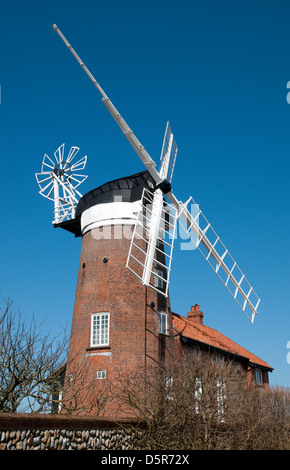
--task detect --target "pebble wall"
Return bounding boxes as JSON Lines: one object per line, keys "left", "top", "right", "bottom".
{"left": 0, "top": 413, "right": 144, "bottom": 451}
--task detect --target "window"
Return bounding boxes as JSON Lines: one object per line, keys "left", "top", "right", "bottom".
{"left": 164, "top": 376, "right": 173, "bottom": 400}
{"left": 68, "top": 373, "right": 74, "bottom": 383}
{"left": 194, "top": 377, "right": 202, "bottom": 414}
{"left": 158, "top": 311, "right": 167, "bottom": 335}
{"left": 255, "top": 368, "right": 263, "bottom": 385}
{"left": 57, "top": 390, "right": 63, "bottom": 413}
{"left": 215, "top": 354, "right": 225, "bottom": 367}
{"left": 91, "top": 313, "right": 110, "bottom": 347}
{"left": 154, "top": 269, "right": 164, "bottom": 289}
{"left": 96, "top": 370, "right": 106, "bottom": 380}
{"left": 216, "top": 378, "right": 226, "bottom": 421}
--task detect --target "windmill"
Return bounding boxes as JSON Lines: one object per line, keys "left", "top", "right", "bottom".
{"left": 49, "top": 24, "right": 260, "bottom": 324}
{"left": 35, "top": 143, "right": 88, "bottom": 224}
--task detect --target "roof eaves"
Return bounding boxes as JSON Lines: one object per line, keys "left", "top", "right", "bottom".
{"left": 174, "top": 326, "right": 250, "bottom": 365}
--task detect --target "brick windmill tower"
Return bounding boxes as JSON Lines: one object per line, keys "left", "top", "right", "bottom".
{"left": 35, "top": 25, "right": 261, "bottom": 416}
{"left": 62, "top": 168, "right": 178, "bottom": 417}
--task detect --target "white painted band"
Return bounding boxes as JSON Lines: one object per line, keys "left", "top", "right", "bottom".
{"left": 81, "top": 200, "right": 142, "bottom": 235}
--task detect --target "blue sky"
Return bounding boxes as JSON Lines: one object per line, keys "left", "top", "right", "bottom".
{"left": 0, "top": 0, "right": 289, "bottom": 387}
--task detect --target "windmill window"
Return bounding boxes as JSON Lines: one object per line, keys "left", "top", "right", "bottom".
{"left": 158, "top": 311, "right": 167, "bottom": 335}
{"left": 91, "top": 313, "right": 110, "bottom": 347}
{"left": 154, "top": 269, "right": 164, "bottom": 289}
{"left": 96, "top": 370, "right": 107, "bottom": 380}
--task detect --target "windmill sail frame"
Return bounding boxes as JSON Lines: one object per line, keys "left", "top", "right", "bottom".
{"left": 178, "top": 197, "right": 260, "bottom": 323}
{"left": 126, "top": 187, "right": 178, "bottom": 297}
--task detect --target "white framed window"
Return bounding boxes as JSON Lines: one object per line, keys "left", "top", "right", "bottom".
{"left": 255, "top": 368, "right": 263, "bottom": 385}
{"left": 194, "top": 377, "right": 202, "bottom": 414}
{"left": 216, "top": 378, "right": 226, "bottom": 421}
{"left": 164, "top": 376, "right": 173, "bottom": 400}
{"left": 57, "top": 390, "right": 63, "bottom": 413}
{"left": 91, "top": 313, "right": 110, "bottom": 347}
{"left": 96, "top": 370, "right": 107, "bottom": 380}
{"left": 154, "top": 269, "right": 164, "bottom": 289}
{"left": 158, "top": 311, "right": 167, "bottom": 335}
{"left": 67, "top": 373, "right": 74, "bottom": 383}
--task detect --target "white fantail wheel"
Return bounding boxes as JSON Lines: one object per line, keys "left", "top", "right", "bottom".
{"left": 35, "top": 143, "right": 87, "bottom": 224}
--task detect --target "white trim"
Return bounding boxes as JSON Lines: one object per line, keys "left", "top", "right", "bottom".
{"left": 81, "top": 200, "right": 142, "bottom": 235}
{"left": 86, "top": 351, "right": 111, "bottom": 357}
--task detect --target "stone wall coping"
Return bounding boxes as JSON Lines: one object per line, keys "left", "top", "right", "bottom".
{"left": 0, "top": 412, "right": 142, "bottom": 430}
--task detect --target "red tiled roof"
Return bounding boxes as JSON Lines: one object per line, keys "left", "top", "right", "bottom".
{"left": 172, "top": 312, "right": 273, "bottom": 370}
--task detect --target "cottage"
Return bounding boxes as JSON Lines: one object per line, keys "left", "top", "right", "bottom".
{"left": 172, "top": 304, "right": 273, "bottom": 386}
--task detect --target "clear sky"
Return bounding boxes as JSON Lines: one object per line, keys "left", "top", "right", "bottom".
{"left": 0, "top": 0, "right": 289, "bottom": 387}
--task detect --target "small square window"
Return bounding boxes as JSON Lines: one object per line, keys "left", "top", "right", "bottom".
{"left": 96, "top": 370, "right": 106, "bottom": 380}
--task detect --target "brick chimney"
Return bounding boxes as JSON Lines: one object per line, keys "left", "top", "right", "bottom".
{"left": 187, "top": 304, "right": 204, "bottom": 325}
